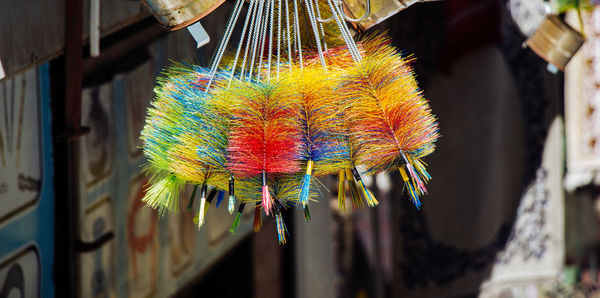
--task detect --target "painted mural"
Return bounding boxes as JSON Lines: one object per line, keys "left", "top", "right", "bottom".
{"left": 0, "top": 64, "right": 55, "bottom": 298}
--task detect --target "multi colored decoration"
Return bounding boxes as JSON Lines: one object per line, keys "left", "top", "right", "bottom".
{"left": 140, "top": 0, "right": 439, "bottom": 244}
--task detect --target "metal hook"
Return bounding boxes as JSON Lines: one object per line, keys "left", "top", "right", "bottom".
{"left": 314, "top": 0, "right": 334, "bottom": 23}
{"left": 339, "top": 0, "right": 370, "bottom": 23}
{"left": 315, "top": 0, "right": 370, "bottom": 23}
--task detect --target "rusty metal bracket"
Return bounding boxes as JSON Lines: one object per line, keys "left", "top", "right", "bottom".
{"left": 59, "top": 0, "right": 90, "bottom": 141}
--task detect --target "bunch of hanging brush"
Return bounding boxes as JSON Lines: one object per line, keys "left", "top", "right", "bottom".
{"left": 141, "top": 0, "right": 439, "bottom": 244}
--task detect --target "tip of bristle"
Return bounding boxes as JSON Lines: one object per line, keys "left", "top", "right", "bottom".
{"left": 276, "top": 213, "right": 288, "bottom": 245}
{"left": 229, "top": 212, "right": 242, "bottom": 234}
{"left": 338, "top": 170, "right": 346, "bottom": 210}
{"left": 405, "top": 181, "right": 421, "bottom": 209}
{"left": 359, "top": 180, "right": 378, "bottom": 207}
{"left": 197, "top": 197, "right": 207, "bottom": 229}
{"left": 298, "top": 174, "right": 311, "bottom": 207}
{"left": 262, "top": 185, "right": 272, "bottom": 216}
{"left": 303, "top": 206, "right": 311, "bottom": 222}
{"left": 187, "top": 185, "right": 198, "bottom": 210}
{"left": 346, "top": 174, "right": 364, "bottom": 210}
{"left": 228, "top": 195, "right": 236, "bottom": 214}
{"left": 215, "top": 190, "right": 225, "bottom": 208}
{"left": 414, "top": 199, "right": 422, "bottom": 209}
{"left": 143, "top": 174, "right": 182, "bottom": 214}
{"left": 253, "top": 205, "right": 263, "bottom": 232}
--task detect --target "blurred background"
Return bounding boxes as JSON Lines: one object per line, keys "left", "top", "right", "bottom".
{"left": 1, "top": 0, "right": 599, "bottom": 297}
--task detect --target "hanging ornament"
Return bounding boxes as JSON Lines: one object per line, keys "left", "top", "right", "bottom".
{"left": 139, "top": 0, "right": 440, "bottom": 244}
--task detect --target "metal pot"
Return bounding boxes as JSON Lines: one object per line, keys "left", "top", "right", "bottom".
{"left": 142, "top": 0, "right": 226, "bottom": 30}
{"left": 526, "top": 14, "right": 585, "bottom": 71}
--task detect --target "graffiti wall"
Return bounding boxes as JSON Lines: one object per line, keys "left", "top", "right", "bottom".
{"left": 0, "top": 64, "right": 55, "bottom": 298}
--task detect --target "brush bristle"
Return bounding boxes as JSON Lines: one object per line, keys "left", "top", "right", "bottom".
{"left": 142, "top": 172, "right": 183, "bottom": 215}
{"left": 227, "top": 79, "right": 301, "bottom": 177}
{"left": 338, "top": 40, "right": 439, "bottom": 206}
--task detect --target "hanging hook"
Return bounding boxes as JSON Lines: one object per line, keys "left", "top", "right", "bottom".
{"left": 339, "top": 0, "right": 370, "bottom": 23}
{"left": 314, "top": 0, "right": 334, "bottom": 23}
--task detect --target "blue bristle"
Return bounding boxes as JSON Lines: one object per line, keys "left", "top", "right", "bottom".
{"left": 406, "top": 182, "right": 421, "bottom": 209}
{"left": 298, "top": 174, "right": 311, "bottom": 207}
{"left": 215, "top": 190, "right": 225, "bottom": 208}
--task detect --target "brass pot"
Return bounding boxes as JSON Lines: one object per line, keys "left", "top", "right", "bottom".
{"left": 142, "top": 0, "right": 226, "bottom": 30}
{"left": 342, "top": 0, "right": 436, "bottom": 30}
{"left": 526, "top": 15, "right": 585, "bottom": 71}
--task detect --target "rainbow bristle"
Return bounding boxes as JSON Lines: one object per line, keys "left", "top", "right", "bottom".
{"left": 340, "top": 41, "right": 439, "bottom": 207}
{"left": 141, "top": 63, "right": 231, "bottom": 215}
{"left": 141, "top": 63, "right": 215, "bottom": 174}
{"left": 288, "top": 68, "right": 348, "bottom": 175}
{"left": 139, "top": 28, "right": 440, "bottom": 243}
{"left": 166, "top": 67, "right": 232, "bottom": 190}
{"left": 283, "top": 67, "right": 346, "bottom": 207}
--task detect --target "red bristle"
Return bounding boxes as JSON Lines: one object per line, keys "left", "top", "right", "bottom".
{"left": 227, "top": 80, "right": 301, "bottom": 177}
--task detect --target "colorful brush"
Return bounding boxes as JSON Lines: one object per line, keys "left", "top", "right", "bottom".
{"left": 140, "top": 63, "right": 215, "bottom": 213}
{"left": 139, "top": 0, "right": 442, "bottom": 246}
{"left": 226, "top": 78, "right": 301, "bottom": 215}
{"left": 282, "top": 67, "right": 346, "bottom": 211}
{"left": 166, "top": 64, "right": 238, "bottom": 215}
{"left": 340, "top": 41, "right": 439, "bottom": 207}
